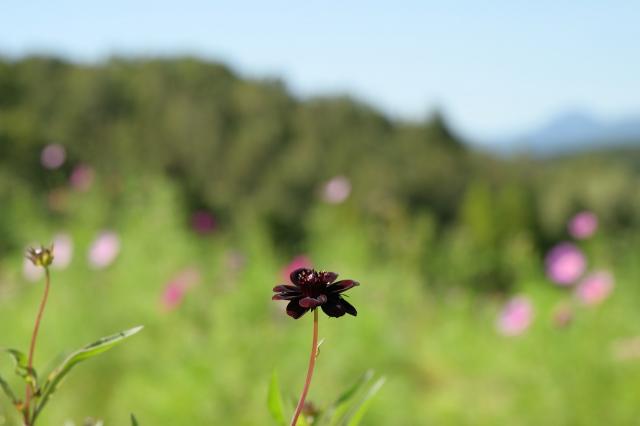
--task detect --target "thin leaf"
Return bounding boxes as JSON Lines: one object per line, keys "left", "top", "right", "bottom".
{"left": 131, "top": 413, "right": 139, "bottom": 426}
{"left": 345, "top": 376, "right": 386, "bottom": 426}
{"left": 3, "top": 349, "right": 37, "bottom": 386}
{"left": 325, "top": 371, "right": 373, "bottom": 425}
{"left": 267, "top": 371, "right": 286, "bottom": 425}
{"left": 33, "top": 326, "right": 143, "bottom": 422}
{"left": 5, "top": 349, "right": 28, "bottom": 376}
{"left": 335, "top": 370, "right": 374, "bottom": 408}
{"left": 0, "top": 374, "right": 18, "bottom": 404}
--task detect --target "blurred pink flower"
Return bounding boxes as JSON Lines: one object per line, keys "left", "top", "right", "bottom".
{"left": 191, "top": 210, "right": 216, "bottom": 235}
{"left": 70, "top": 164, "right": 95, "bottom": 192}
{"left": 568, "top": 211, "right": 598, "bottom": 239}
{"left": 41, "top": 144, "right": 66, "bottom": 170}
{"left": 281, "top": 255, "right": 313, "bottom": 281}
{"left": 161, "top": 268, "right": 201, "bottom": 311}
{"left": 545, "top": 242, "right": 586, "bottom": 285}
{"left": 23, "top": 257, "right": 44, "bottom": 282}
{"left": 497, "top": 296, "right": 534, "bottom": 336}
{"left": 88, "top": 231, "right": 120, "bottom": 269}
{"left": 51, "top": 233, "right": 73, "bottom": 270}
{"left": 322, "top": 176, "right": 351, "bottom": 204}
{"left": 576, "top": 271, "right": 614, "bottom": 306}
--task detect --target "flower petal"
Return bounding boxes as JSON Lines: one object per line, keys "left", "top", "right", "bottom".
{"left": 299, "top": 294, "right": 328, "bottom": 308}
{"left": 273, "top": 284, "right": 299, "bottom": 293}
{"left": 286, "top": 299, "right": 309, "bottom": 319}
{"left": 318, "top": 271, "right": 338, "bottom": 284}
{"left": 322, "top": 297, "right": 344, "bottom": 317}
{"left": 272, "top": 292, "right": 300, "bottom": 301}
{"left": 321, "top": 300, "right": 344, "bottom": 317}
{"left": 327, "top": 280, "right": 359, "bottom": 294}
{"left": 340, "top": 297, "right": 357, "bottom": 316}
{"left": 321, "top": 296, "right": 357, "bottom": 317}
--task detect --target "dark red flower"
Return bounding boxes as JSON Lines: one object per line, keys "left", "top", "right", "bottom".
{"left": 272, "top": 268, "right": 359, "bottom": 319}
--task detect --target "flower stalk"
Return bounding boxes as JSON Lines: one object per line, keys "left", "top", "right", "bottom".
{"left": 290, "top": 309, "right": 319, "bottom": 426}
{"left": 272, "top": 268, "right": 360, "bottom": 425}
{"left": 23, "top": 267, "right": 50, "bottom": 425}
{"left": 23, "top": 246, "right": 54, "bottom": 426}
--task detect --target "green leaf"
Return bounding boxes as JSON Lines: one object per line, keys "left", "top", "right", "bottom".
{"left": 0, "top": 374, "right": 18, "bottom": 405}
{"left": 3, "top": 348, "right": 37, "bottom": 386}
{"left": 5, "top": 349, "right": 28, "bottom": 376}
{"left": 131, "top": 413, "right": 140, "bottom": 426}
{"left": 334, "top": 371, "right": 374, "bottom": 409}
{"left": 267, "top": 371, "right": 286, "bottom": 425}
{"left": 325, "top": 371, "right": 374, "bottom": 426}
{"left": 33, "top": 326, "right": 143, "bottom": 422}
{"left": 345, "top": 376, "right": 386, "bottom": 426}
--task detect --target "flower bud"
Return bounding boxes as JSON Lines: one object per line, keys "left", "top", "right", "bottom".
{"left": 26, "top": 245, "right": 54, "bottom": 268}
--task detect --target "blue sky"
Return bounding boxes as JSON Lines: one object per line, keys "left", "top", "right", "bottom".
{"left": 1, "top": 1, "right": 639, "bottom": 142}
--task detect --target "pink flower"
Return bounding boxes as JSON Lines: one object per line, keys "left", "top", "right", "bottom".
{"left": 69, "top": 164, "right": 95, "bottom": 192}
{"left": 51, "top": 233, "right": 73, "bottom": 270}
{"left": 161, "top": 268, "right": 201, "bottom": 311}
{"left": 23, "top": 257, "right": 44, "bottom": 282}
{"left": 41, "top": 144, "right": 66, "bottom": 170}
{"left": 545, "top": 243, "right": 586, "bottom": 285}
{"left": 568, "top": 211, "right": 598, "bottom": 239}
{"left": 281, "top": 255, "right": 313, "bottom": 281}
{"left": 191, "top": 210, "right": 216, "bottom": 235}
{"left": 322, "top": 176, "right": 351, "bottom": 204}
{"left": 88, "top": 231, "right": 120, "bottom": 269}
{"left": 497, "top": 296, "right": 534, "bottom": 336}
{"left": 576, "top": 271, "right": 614, "bottom": 306}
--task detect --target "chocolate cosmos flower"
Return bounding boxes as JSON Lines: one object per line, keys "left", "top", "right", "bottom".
{"left": 273, "top": 268, "right": 359, "bottom": 319}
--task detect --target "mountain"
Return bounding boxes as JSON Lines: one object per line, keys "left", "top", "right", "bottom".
{"left": 492, "top": 111, "right": 640, "bottom": 156}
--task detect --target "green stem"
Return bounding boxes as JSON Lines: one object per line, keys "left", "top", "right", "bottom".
{"left": 290, "top": 309, "right": 319, "bottom": 426}
{"left": 24, "top": 268, "right": 51, "bottom": 425}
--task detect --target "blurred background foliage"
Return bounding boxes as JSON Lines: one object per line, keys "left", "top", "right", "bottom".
{"left": 1, "top": 56, "right": 640, "bottom": 425}
{"left": 3, "top": 56, "right": 640, "bottom": 292}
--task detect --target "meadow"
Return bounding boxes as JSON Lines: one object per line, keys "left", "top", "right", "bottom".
{"left": 1, "top": 175, "right": 639, "bottom": 425}
{"left": 1, "top": 57, "right": 640, "bottom": 425}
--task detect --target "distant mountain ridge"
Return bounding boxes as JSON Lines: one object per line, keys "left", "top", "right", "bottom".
{"left": 492, "top": 111, "right": 640, "bottom": 156}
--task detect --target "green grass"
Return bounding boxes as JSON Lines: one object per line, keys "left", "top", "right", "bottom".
{"left": 1, "top": 182, "right": 639, "bottom": 425}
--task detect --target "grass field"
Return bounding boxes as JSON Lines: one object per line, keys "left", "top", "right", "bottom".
{"left": 1, "top": 179, "right": 639, "bottom": 426}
